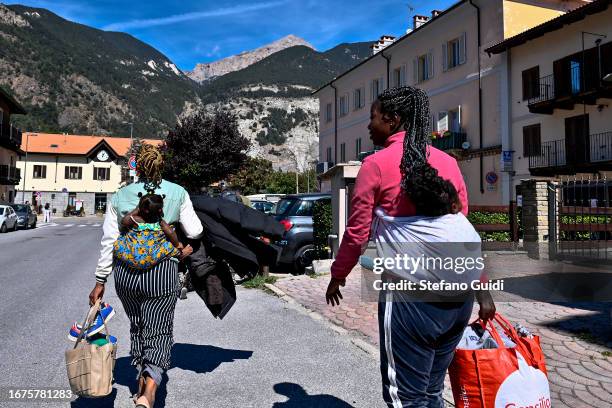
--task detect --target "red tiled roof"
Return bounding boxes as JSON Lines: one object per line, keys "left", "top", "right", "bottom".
{"left": 21, "top": 133, "right": 163, "bottom": 156}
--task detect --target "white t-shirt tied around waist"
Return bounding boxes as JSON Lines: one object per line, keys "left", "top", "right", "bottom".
{"left": 371, "top": 207, "right": 483, "bottom": 289}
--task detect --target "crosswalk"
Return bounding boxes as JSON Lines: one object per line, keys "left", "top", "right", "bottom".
{"left": 36, "top": 222, "right": 102, "bottom": 229}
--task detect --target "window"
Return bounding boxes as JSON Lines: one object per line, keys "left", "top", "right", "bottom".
{"left": 65, "top": 166, "right": 82, "bottom": 180}
{"left": 353, "top": 87, "right": 365, "bottom": 110}
{"left": 326, "top": 147, "right": 332, "bottom": 163}
{"left": 371, "top": 77, "right": 383, "bottom": 101}
{"left": 522, "top": 66, "right": 540, "bottom": 100}
{"left": 325, "top": 103, "right": 333, "bottom": 122}
{"left": 393, "top": 65, "right": 407, "bottom": 88}
{"left": 414, "top": 52, "right": 434, "bottom": 83}
{"left": 340, "top": 143, "right": 346, "bottom": 163}
{"left": 437, "top": 111, "right": 448, "bottom": 132}
{"left": 294, "top": 200, "right": 314, "bottom": 216}
{"left": 443, "top": 33, "right": 466, "bottom": 71}
{"left": 94, "top": 167, "right": 110, "bottom": 181}
{"left": 523, "top": 124, "right": 541, "bottom": 157}
{"left": 33, "top": 165, "right": 47, "bottom": 179}
{"left": 355, "top": 138, "right": 362, "bottom": 159}
{"left": 68, "top": 192, "right": 77, "bottom": 207}
{"left": 339, "top": 94, "right": 349, "bottom": 117}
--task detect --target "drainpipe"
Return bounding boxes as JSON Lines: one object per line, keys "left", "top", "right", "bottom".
{"left": 330, "top": 82, "right": 338, "bottom": 165}
{"left": 381, "top": 50, "right": 391, "bottom": 89}
{"left": 468, "top": 0, "right": 484, "bottom": 194}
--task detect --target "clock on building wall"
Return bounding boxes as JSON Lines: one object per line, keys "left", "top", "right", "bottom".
{"left": 96, "top": 150, "right": 109, "bottom": 162}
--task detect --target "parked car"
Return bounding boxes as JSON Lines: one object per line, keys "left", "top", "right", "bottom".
{"left": 251, "top": 199, "right": 275, "bottom": 215}
{"left": 0, "top": 205, "right": 18, "bottom": 233}
{"left": 10, "top": 203, "right": 37, "bottom": 229}
{"left": 274, "top": 193, "right": 331, "bottom": 273}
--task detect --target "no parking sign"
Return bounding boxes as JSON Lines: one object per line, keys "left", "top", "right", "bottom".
{"left": 128, "top": 155, "right": 137, "bottom": 170}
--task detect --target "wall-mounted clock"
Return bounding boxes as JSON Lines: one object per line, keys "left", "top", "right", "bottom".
{"left": 97, "top": 150, "right": 109, "bottom": 161}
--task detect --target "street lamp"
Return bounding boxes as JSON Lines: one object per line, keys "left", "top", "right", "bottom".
{"left": 123, "top": 121, "right": 133, "bottom": 144}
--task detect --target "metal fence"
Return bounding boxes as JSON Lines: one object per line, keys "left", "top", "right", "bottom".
{"left": 549, "top": 177, "right": 612, "bottom": 263}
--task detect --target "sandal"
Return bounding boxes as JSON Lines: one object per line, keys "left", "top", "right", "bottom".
{"left": 134, "top": 395, "right": 151, "bottom": 408}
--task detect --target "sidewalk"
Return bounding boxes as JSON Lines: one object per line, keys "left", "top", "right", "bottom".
{"left": 273, "top": 258, "right": 612, "bottom": 407}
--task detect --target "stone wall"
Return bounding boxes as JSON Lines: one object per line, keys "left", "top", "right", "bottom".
{"left": 519, "top": 179, "right": 559, "bottom": 259}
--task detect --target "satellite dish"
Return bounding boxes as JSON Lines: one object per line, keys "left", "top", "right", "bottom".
{"left": 461, "top": 141, "right": 471, "bottom": 150}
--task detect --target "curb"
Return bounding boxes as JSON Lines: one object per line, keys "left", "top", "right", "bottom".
{"left": 264, "top": 282, "right": 456, "bottom": 407}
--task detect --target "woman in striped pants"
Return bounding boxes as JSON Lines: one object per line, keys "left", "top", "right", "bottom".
{"left": 89, "top": 145, "right": 203, "bottom": 408}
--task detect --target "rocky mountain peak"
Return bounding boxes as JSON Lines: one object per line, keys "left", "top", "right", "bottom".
{"left": 187, "top": 34, "right": 314, "bottom": 83}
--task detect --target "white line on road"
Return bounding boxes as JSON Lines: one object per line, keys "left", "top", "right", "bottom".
{"left": 78, "top": 225, "right": 87, "bottom": 227}
{"left": 64, "top": 224, "right": 74, "bottom": 227}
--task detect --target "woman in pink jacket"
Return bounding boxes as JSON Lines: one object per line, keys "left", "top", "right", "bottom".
{"left": 325, "top": 86, "right": 495, "bottom": 407}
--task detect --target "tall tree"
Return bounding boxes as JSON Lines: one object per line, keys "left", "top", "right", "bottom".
{"left": 163, "top": 109, "right": 250, "bottom": 192}
{"left": 229, "top": 157, "right": 274, "bottom": 195}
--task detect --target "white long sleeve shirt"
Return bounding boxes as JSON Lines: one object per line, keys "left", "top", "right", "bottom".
{"left": 94, "top": 192, "right": 203, "bottom": 283}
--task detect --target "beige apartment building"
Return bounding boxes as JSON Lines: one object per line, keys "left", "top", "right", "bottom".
{"left": 16, "top": 133, "right": 161, "bottom": 215}
{"left": 487, "top": 0, "right": 612, "bottom": 192}
{"left": 316, "top": 0, "right": 589, "bottom": 206}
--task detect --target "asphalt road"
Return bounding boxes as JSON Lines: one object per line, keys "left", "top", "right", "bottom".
{"left": 0, "top": 219, "right": 385, "bottom": 408}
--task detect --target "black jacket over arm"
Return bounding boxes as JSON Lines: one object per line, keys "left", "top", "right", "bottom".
{"left": 184, "top": 196, "right": 284, "bottom": 319}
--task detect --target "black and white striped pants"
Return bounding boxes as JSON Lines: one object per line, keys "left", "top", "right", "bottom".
{"left": 114, "top": 258, "right": 180, "bottom": 371}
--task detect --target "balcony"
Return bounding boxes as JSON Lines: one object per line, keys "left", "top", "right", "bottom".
{"left": 528, "top": 54, "right": 612, "bottom": 115}
{"left": 0, "top": 124, "right": 23, "bottom": 151}
{"left": 0, "top": 165, "right": 21, "bottom": 185}
{"left": 529, "top": 132, "right": 612, "bottom": 175}
{"left": 431, "top": 131, "right": 467, "bottom": 152}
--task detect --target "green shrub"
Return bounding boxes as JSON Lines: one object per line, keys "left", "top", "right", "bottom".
{"left": 313, "top": 199, "right": 332, "bottom": 259}
{"left": 467, "top": 211, "right": 509, "bottom": 225}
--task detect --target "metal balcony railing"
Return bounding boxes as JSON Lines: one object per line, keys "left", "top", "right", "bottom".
{"left": 0, "top": 123, "right": 23, "bottom": 148}
{"left": 590, "top": 132, "right": 612, "bottom": 163}
{"left": 529, "top": 132, "right": 612, "bottom": 169}
{"left": 431, "top": 132, "right": 466, "bottom": 151}
{"left": 529, "top": 139, "right": 566, "bottom": 169}
{"left": 0, "top": 164, "right": 21, "bottom": 185}
{"left": 528, "top": 74, "right": 555, "bottom": 105}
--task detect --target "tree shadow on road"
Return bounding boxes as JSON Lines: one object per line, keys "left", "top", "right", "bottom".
{"left": 70, "top": 343, "right": 253, "bottom": 408}
{"left": 272, "top": 382, "right": 355, "bottom": 407}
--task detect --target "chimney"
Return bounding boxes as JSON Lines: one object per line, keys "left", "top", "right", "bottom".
{"left": 371, "top": 35, "right": 396, "bottom": 55}
{"left": 431, "top": 10, "right": 442, "bottom": 18}
{"left": 413, "top": 15, "right": 430, "bottom": 30}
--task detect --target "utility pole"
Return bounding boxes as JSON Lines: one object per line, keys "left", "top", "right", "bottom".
{"left": 20, "top": 131, "right": 30, "bottom": 204}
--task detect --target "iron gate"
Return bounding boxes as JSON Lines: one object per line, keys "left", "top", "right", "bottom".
{"left": 548, "top": 177, "right": 612, "bottom": 263}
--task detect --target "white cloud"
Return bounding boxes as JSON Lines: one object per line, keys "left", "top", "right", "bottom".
{"left": 103, "top": 1, "right": 288, "bottom": 31}
{"left": 206, "top": 44, "right": 221, "bottom": 58}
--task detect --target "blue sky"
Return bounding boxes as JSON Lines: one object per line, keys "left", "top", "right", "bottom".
{"left": 7, "top": 0, "right": 456, "bottom": 70}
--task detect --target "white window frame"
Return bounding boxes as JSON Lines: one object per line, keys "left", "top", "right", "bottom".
{"left": 414, "top": 51, "right": 434, "bottom": 84}
{"left": 339, "top": 93, "right": 349, "bottom": 117}
{"left": 353, "top": 87, "right": 365, "bottom": 110}
{"left": 33, "top": 165, "right": 47, "bottom": 179}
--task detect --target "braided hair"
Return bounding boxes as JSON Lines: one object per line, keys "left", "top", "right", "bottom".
{"left": 136, "top": 144, "right": 164, "bottom": 194}
{"left": 377, "top": 86, "right": 459, "bottom": 216}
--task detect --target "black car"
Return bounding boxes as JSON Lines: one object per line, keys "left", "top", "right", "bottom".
{"left": 10, "top": 204, "right": 37, "bottom": 229}
{"left": 274, "top": 193, "right": 331, "bottom": 273}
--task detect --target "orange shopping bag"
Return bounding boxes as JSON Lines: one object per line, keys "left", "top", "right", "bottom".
{"left": 449, "top": 314, "right": 550, "bottom": 408}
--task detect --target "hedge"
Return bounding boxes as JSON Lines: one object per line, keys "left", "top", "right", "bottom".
{"left": 313, "top": 199, "right": 332, "bottom": 259}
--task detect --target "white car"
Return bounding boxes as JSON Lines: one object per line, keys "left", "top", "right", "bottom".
{"left": 0, "top": 205, "right": 18, "bottom": 233}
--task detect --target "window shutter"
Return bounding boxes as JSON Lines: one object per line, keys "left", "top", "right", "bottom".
{"left": 459, "top": 32, "right": 466, "bottom": 65}
{"left": 442, "top": 42, "right": 448, "bottom": 72}
{"left": 107, "top": 168, "right": 110, "bottom": 180}
{"left": 428, "top": 51, "right": 434, "bottom": 79}
{"left": 400, "top": 65, "right": 406, "bottom": 86}
{"left": 457, "top": 105, "right": 462, "bottom": 129}
{"left": 78, "top": 167, "right": 82, "bottom": 179}
{"left": 65, "top": 166, "right": 69, "bottom": 179}
{"left": 370, "top": 80, "right": 375, "bottom": 101}
{"left": 360, "top": 86, "right": 365, "bottom": 107}
{"left": 379, "top": 77, "right": 384, "bottom": 92}
{"left": 413, "top": 58, "right": 418, "bottom": 84}
{"left": 437, "top": 111, "right": 448, "bottom": 132}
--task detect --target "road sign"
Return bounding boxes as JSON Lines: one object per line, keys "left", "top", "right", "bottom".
{"left": 35, "top": 191, "right": 42, "bottom": 200}
{"left": 61, "top": 187, "right": 68, "bottom": 193}
{"left": 485, "top": 171, "right": 498, "bottom": 185}
{"left": 502, "top": 150, "right": 514, "bottom": 172}
{"left": 128, "top": 155, "right": 137, "bottom": 170}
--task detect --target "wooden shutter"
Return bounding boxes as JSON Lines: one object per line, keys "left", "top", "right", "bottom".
{"left": 360, "top": 86, "right": 365, "bottom": 107}
{"left": 437, "top": 111, "right": 448, "bottom": 132}
{"left": 523, "top": 125, "right": 541, "bottom": 157}
{"left": 65, "top": 166, "right": 69, "bottom": 179}
{"left": 459, "top": 32, "right": 466, "bottom": 65}
{"left": 78, "top": 167, "right": 82, "bottom": 179}
{"left": 427, "top": 51, "right": 434, "bottom": 79}
{"left": 400, "top": 65, "right": 407, "bottom": 86}
{"left": 413, "top": 58, "right": 418, "bottom": 84}
{"left": 442, "top": 42, "right": 448, "bottom": 72}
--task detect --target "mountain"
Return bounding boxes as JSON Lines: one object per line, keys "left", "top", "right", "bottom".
{"left": 196, "top": 41, "right": 372, "bottom": 170}
{"left": 0, "top": 4, "right": 200, "bottom": 137}
{"left": 187, "top": 34, "right": 314, "bottom": 83}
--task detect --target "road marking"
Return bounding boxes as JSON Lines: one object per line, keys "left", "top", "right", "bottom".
{"left": 64, "top": 224, "right": 74, "bottom": 227}
{"left": 78, "top": 225, "right": 87, "bottom": 227}
{"left": 92, "top": 223, "right": 101, "bottom": 227}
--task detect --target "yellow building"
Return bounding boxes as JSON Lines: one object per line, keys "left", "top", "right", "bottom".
{"left": 315, "top": 0, "right": 589, "bottom": 206}
{"left": 486, "top": 0, "right": 612, "bottom": 191}
{"left": 16, "top": 133, "right": 162, "bottom": 215}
